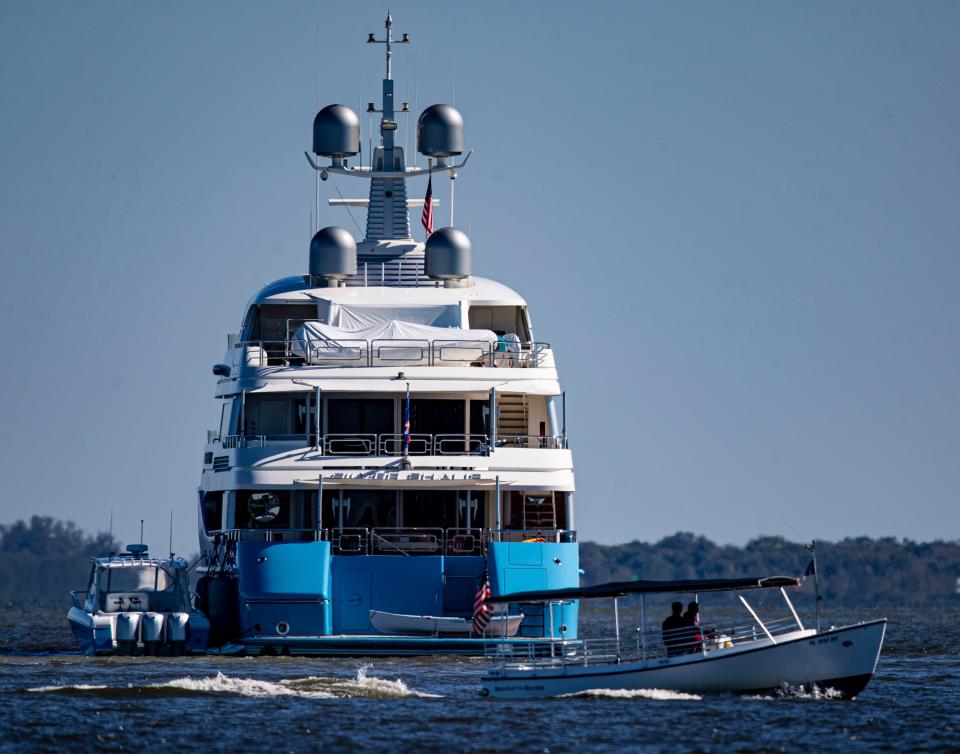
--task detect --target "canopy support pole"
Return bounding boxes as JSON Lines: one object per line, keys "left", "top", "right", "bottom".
{"left": 780, "top": 587, "right": 804, "bottom": 631}
{"left": 739, "top": 595, "right": 776, "bottom": 644}
{"left": 640, "top": 594, "right": 647, "bottom": 661}
{"left": 613, "top": 597, "right": 621, "bottom": 662}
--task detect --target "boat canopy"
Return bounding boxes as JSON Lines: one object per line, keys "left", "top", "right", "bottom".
{"left": 486, "top": 576, "right": 801, "bottom": 604}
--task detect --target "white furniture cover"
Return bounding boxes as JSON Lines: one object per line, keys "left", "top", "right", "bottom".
{"left": 291, "top": 319, "right": 498, "bottom": 366}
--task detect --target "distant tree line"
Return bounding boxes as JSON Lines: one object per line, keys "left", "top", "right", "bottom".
{"left": 580, "top": 533, "right": 960, "bottom": 604}
{"left": 2, "top": 518, "right": 957, "bottom": 605}
{"left": 0, "top": 516, "right": 120, "bottom": 602}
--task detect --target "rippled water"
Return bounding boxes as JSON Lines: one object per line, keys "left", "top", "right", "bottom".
{"left": 1, "top": 603, "right": 957, "bottom": 752}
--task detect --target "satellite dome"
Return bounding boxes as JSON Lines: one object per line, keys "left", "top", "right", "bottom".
{"left": 312, "top": 105, "right": 360, "bottom": 158}
{"left": 309, "top": 226, "right": 357, "bottom": 286}
{"left": 425, "top": 227, "right": 472, "bottom": 286}
{"left": 417, "top": 104, "right": 464, "bottom": 159}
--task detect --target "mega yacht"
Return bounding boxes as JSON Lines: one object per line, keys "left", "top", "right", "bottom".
{"left": 196, "top": 14, "right": 579, "bottom": 655}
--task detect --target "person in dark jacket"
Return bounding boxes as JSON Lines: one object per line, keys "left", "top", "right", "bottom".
{"left": 661, "top": 602, "right": 685, "bottom": 656}
{"left": 681, "top": 602, "right": 704, "bottom": 653}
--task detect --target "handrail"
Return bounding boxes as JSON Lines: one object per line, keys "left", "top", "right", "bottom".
{"left": 219, "top": 432, "right": 568, "bottom": 455}
{"left": 486, "top": 614, "right": 807, "bottom": 668}
{"left": 232, "top": 338, "right": 551, "bottom": 369}
{"left": 486, "top": 529, "right": 577, "bottom": 544}
{"left": 214, "top": 526, "right": 577, "bottom": 555}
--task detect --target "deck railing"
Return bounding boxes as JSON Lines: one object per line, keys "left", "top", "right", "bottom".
{"left": 216, "top": 527, "right": 574, "bottom": 555}
{"left": 232, "top": 339, "right": 550, "bottom": 369}
{"left": 220, "top": 432, "right": 567, "bottom": 454}
{"left": 484, "top": 614, "right": 807, "bottom": 667}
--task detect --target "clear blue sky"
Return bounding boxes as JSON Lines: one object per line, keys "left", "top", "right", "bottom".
{"left": 1, "top": 1, "right": 957, "bottom": 555}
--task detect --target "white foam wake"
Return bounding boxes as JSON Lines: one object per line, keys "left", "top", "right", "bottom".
{"left": 750, "top": 684, "right": 844, "bottom": 701}
{"left": 27, "top": 683, "right": 109, "bottom": 693}
{"left": 162, "top": 672, "right": 332, "bottom": 698}
{"left": 561, "top": 687, "right": 702, "bottom": 700}
{"left": 26, "top": 667, "right": 439, "bottom": 699}
{"left": 282, "top": 665, "right": 441, "bottom": 698}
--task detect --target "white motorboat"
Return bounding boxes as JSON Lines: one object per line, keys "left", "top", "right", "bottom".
{"left": 480, "top": 575, "right": 886, "bottom": 699}
{"left": 370, "top": 610, "right": 523, "bottom": 637}
{"left": 67, "top": 544, "right": 211, "bottom": 656}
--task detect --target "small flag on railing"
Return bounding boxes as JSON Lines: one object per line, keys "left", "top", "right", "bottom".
{"left": 421, "top": 174, "right": 434, "bottom": 236}
{"left": 472, "top": 578, "right": 492, "bottom": 636}
{"left": 403, "top": 382, "right": 411, "bottom": 455}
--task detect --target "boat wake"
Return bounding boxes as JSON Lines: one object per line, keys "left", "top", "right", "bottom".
{"left": 25, "top": 667, "right": 440, "bottom": 699}
{"left": 750, "top": 684, "right": 845, "bottom": 701}
{"left": 282, "top": 665, "right": 441, "bottom": 699}
{"left": 560, "top": 688, "right": 702, "bottom": 701}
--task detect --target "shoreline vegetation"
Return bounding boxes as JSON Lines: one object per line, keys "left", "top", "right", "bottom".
{"left": 581, "top": 533, "right": 959, "bottom": 604}
{"left": 1, "top": 516, "right": 957, "bottom": 605}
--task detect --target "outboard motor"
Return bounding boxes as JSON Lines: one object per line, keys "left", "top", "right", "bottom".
{"left": 166, "top": 613, "right": 190, "bottom": 656}
{"left": 141, "top": 612, "right": 165, "bottom": 656}
{"left": 116, "top": 612, "right": 141, "bottom": 656}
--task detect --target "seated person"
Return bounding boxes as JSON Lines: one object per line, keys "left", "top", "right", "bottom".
{"left": 681, "top": 602, "right": 705, "bottom": 654}
{"left": 661, "top": 601, "right": 686, "bottom": 657}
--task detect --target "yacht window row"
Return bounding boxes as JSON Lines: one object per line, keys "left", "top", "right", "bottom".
{"left": 201, "top": 488, "right": 572, "bottom": 554}
{"left": 215, "top": 393, "right": 567, "bottom": 454}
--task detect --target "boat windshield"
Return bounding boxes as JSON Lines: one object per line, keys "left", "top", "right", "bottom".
{"left": 105, "top": 565, "right": 174, "bottom": 592}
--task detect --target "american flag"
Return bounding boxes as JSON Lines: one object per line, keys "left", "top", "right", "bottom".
{"left": 421, "top": 174, "right": 434, "bottom": 236}
{"left": 472, "top": 578, "right": 492, "bottom": 636}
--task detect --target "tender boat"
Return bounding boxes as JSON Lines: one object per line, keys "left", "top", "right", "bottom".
{"left": 67, "top": 544, "right": 211, "bottom": 656}
{"left": 480, "top": 575, "right": 886, "bottom": 699}
{"left": 370, "top": 610, "right": 523, "bottom": 637}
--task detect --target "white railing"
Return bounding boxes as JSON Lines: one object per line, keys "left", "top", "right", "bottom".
{"left": 485, "top": 614, "right": 805, "bottom": 668}
{"left": 232, "top": 339, "right": 551, "bottom": 369}
{"left": 214, "top": 527, "right": 571, "bottom": 556}
{"left": 220, "top": 432, "right": 567, "bottom": 455}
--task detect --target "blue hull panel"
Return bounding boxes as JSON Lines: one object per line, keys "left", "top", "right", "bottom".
{"left": 230, "top": 540, "right": 580, "bottom": 653}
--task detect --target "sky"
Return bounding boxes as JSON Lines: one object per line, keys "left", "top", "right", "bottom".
{"left": 0, "top": 1, "right": 957, "bottom": 556}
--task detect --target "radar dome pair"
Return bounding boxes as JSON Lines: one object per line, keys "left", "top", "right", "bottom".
{"left": 312, "top": 103, "right": 464, "bottom": 160}
{"left": 309, "top": 226, "right": 472, "bottom": 287}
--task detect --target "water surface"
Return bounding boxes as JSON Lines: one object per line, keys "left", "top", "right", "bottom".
{"left": 1, "top": 603, "right": 956, "bottom": 752}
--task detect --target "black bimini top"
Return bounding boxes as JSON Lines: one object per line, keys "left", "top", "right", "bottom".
{"left": 485, "top": 576, "right": 801, "bottom": 605}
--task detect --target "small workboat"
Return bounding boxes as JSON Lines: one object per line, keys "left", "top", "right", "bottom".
{"left": 67, "top": 544, "right": 211, "bottom": 656}
{"left": 370, "top": 610, "right": 524, "bottom": 637}
{"left": 480, "top": 575, "right": 886, "bottom": 699}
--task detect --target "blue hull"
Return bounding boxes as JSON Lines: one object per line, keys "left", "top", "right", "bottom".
{"left": 218, "top": 540, "right": 580, "bottom": 655}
